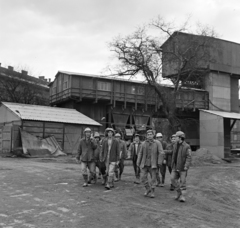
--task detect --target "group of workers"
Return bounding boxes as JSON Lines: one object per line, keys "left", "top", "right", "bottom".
{"left": 76, "top": 127, "right": 192, "bottom": 202}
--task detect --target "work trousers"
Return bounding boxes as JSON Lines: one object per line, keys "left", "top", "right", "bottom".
{"left": 117, "top": 159, "right": 124, "bottom": 176}
{"left": 156, "top": 164, "right": 172, "bottom": 184}
{"left": 81, "top": 161, "right": 96, "bottom": 180}
{"left": 141, "top": 166, "right": 157, "bottom": 189}
{"left": 132, "top": 158, "right": 140, "bottom": 179}
{"left": 95, "top": 160, "right": 106, "bottom": 176}
{"left": 171, "top": 170, "right": 187, "bottom": 191}
{"left": 106, "top": 162, "right": 116, "bottom": 179}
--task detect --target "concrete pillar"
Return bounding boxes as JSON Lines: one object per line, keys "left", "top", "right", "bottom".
{"left": 230, "top": 77, "right": 239, "bottom": 112}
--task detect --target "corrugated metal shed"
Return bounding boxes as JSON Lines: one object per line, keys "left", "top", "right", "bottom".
{"left": 200, "top": 109, "right": 240, "bottom": 119}
{"left": 2, "top": 102, "right": 101, "bottom": 126}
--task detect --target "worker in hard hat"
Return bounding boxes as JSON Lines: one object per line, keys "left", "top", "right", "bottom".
{"left": 171, "top": 131, "right": 192, "bottom": 202}
{"left": 93, "top": 132, "right": 106, "bottom": 185}
{"left": 155, "top": 132, "right": 168, "bottom": 187}
{"left": 164, "top": 134, "right": 176, "bottom": 190}
{"left": 114, "top": 132, "right": 127, "bottom": 182}
{"left": 100, "top": 128, "right": 120, "bottom": 190}
{"left": 76, "top": 127, "right": 97, "bottom": 187}
{"left": 137, "top": 129, "right": 163, "bottom": 198}
{"left": 129, "top": 133, "right": 142, "bottom": 184}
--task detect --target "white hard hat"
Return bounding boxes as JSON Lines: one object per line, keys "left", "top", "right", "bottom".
{"left": 156, "top": 133, "right": 163, "bottom": 137}
{"left": 84, "top": 127, "right": 91, "bottom": 133}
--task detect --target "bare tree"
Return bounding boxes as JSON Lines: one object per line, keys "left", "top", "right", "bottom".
{"left": 108, "top": 16, "right": 217, "bottom": 132}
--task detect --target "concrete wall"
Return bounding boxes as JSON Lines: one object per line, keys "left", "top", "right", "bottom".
{"left": 205, "top": 72, "right": 231, "bottom": 111}
{"left": 200, "top": 111, "right": 224, "bottom": 158}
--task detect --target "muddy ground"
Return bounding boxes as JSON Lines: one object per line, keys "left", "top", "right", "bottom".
{"left": 0, "top": 157, "right": 240, "bottom": 228}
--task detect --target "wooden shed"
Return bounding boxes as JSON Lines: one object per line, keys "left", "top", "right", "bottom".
{"left": 0, "top": 102, "right": 101, "bottom": 155}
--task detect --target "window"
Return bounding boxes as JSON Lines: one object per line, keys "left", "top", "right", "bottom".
{"left": 131, "top": 86, "right": 145, "bottom": 95}
{"left": 97, "top": 81, "right": 111, "bottom": 91}
{"left": 234, "top": 134, "right": 238, "bottom": 141}
{"left": 63, "top": 75, "right": 68, "bottom": 90}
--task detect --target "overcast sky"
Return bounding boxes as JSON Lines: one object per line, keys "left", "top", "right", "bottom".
{"left": 0, "top": 0, "right": 240, "bottom": 80}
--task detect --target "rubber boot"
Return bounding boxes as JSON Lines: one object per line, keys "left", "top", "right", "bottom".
{"left": 110, "top": 177, "right": 114, "bottom": 188}
{"left": 83, "top": 174, "right": 88, "bottom": 187}
{"left": 144, "top": 186, "right": 151, "bottom": 197}
{"left": 179, "top": 190, "right": 186, "bottom": 202}
{"left": 105, "top": 176, "right": 111, "bottom": 190}
{"left": 134, "top": 177, "right": 140, "bottom": 184}
{"left": 175, "top": 189, "right": 182, "bottom": 200}
{"left": 87, "top": 173, "right": 92, "bottom": 184}
{"left": 150, "top": 188, "right": 155, "bottom": 198}
{"left": 102, "top": 174, "right": 107, "bottom": 185}
{"left": 114, "top": 170, "right": 119, "bottom": 182}
{"left": 170, "top": 184, "right": 175, "bottom": 191}
{"left": 92, "top": 173, "right": 97, "bottom": 184}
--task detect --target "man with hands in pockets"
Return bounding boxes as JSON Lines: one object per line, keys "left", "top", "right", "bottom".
{"left": 76, "top": 127, "right": 97, "bottom": 187}
{"left": 171, "top": 131, "right": 192, "bottom": 202}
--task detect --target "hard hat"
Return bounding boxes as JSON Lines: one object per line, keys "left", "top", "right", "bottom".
{"left": 175, "top": 131, "right": 185, "bottom": 138}
{"left": 156, "top": 133, "right": 163, "bottom": 138}
{"left": 105, "top": 128, "right": 115, "bottom": 134}
{"left": 171, "top": 134, "right": 176, "bottom": 138}
{"left": 94, "top": 132, "right": 100, "bottom": 138}
{"left": 134, "top": 133, "right": 140, "bottom": 137}
{"left": 115, "top": 133, "right": 121, "bottom": 137}
{"left": 84, "top": 127, "right": 91, "bottom": 133}
{"left": 146, "top": 129, "right": 154, "bottom": 134}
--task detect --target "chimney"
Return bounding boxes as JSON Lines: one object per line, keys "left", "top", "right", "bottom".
{"left": 8, "top": 66, "right": 14, "bottom": 71}
{"left": 39, "top": 76, "right": 45, "bottom": 80}
{"left": 48, "top": 78, "right": 51, "bottom": 82}
{"left": 21, "top": 70, "right": 28, "bottom": 75}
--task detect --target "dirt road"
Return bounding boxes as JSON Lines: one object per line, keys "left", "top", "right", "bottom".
{"left": 0, "top": 157, "right": 240, "bottom": 228}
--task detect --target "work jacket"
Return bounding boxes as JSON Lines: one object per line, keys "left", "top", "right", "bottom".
{"left": 129, "top": 141, "right": 142, "bottom": 162}
{"left": 164, "top": 142, "right": 174, "bottom": 167}
{"left": 94, "top": 141, "right": 102, "bottom": 161}
{"left": 100, "top": 137, "right": 120, "bottom": 163}
{"left": 119, "top": 140, "right": 127, "bottom": 161}
{"left": 157, "top": 140, "right": 167, "bottom": 165}
{"left": 137, "top": 139, "right": 163, "bottom": 169}
{"left": 76, "top": 137, "right": 97, "bottom": 162}
{"left": 171, "top": 141, "right": 192, "bottom": 171}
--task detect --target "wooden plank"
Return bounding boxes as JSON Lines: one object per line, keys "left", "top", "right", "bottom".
{"left": 44, "top": 133, "right": 63, "bottom": 139}
{"left": 23, "top": 127, "right": 44, "bottom": 133}
{"left": 64, "top": 124, "right": 82, "bottom": 134}
{"left": 44, "top": 128, "right": 63, "bottom": 134}
{"left": 45, "top": 122, "right": 64, "bottom": 129}
{"left": 23, "top": 121, "right": 43, "bottom": 127}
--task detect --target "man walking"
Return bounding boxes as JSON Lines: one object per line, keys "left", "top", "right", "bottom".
{"left": 114, "top": 133, "right": 127, "bottom": 181}
{"left": 164, "top": 134, "right": 176, "bottom": 190}
{"left": 156, "top": 132, "right": 168, "bottom": 187}
{"left": 76, "top": 128, "right": 97, "bottom": 187}
{"left": 93, "top": 132, "right": 107, "bottom": 185}
{"left": 129, "top": 133, "right": 142, "bottom": 184}
{"left": 100, "top": 128, "right": 120, "bottom": 190}
{"left": 171, "top": 131, "right": 191, "bottom": 202}
{"left": 137, "top": 130, "right": 163, "bottom": 198}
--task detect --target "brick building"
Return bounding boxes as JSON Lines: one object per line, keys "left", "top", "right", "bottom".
{"left": 0, "top": 64, "right": 50, "bottom": 105}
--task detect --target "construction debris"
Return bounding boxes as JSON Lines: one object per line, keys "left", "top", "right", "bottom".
{"left": 20, "top": 129, "right": 66, "bottom": 157}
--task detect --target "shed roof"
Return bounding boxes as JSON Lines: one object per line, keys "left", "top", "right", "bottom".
{"left": 1, "top": 102, "right": 101, "bottom": 126}
{"left": 200, "top": 109, "right": 240, "bottom": 120}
